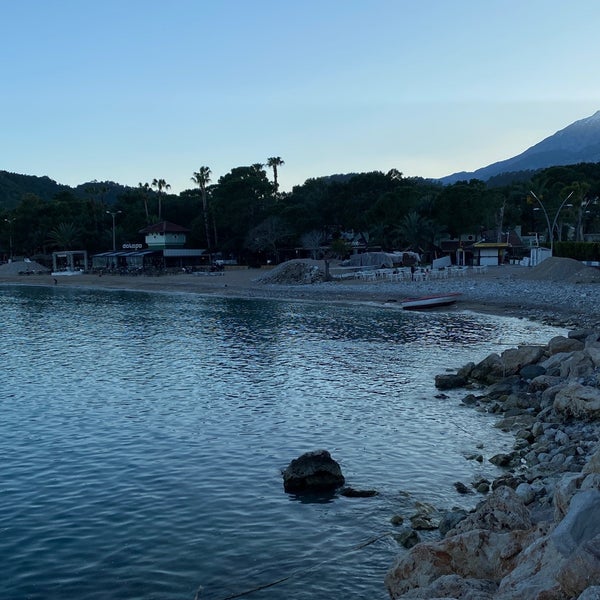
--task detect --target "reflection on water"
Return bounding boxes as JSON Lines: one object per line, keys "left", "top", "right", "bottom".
{"left": 0, "top": 286, "right": 564, "bottom": 599}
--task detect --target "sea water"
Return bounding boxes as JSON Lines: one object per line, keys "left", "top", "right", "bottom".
{"left": 0, "top": 286, "right": 565, "bottom": 600}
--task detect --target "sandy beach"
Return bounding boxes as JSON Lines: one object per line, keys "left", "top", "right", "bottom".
{"left": 2, "top": 258, "right": 600, "bottom": 329}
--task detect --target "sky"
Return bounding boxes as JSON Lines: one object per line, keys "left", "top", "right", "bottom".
{"left": 3, "top": 0, "right": 600, "bottom": 195}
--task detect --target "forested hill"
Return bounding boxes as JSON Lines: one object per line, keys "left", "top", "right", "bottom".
{"left": 0, "top": 170, "right": 132, "bottom": 209}
{"left": 0, "top": 171, "right": 69, "bottom": 208}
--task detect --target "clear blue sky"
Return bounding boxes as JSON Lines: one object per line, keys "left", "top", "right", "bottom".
{"left": 3, "top": 0, "right": 600, "bottom": 194}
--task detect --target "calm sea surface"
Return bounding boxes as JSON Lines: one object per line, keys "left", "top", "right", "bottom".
{"left": 0, "top": 285, "right": 564, "bottom": 600}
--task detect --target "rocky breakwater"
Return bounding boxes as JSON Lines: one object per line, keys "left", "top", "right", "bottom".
{"left": 385, "top": 329, "right": 600, "bottom": 600}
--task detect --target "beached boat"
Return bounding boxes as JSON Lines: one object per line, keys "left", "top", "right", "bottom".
{"left": 401, "top": 292, "right": 462, "bottom": 310}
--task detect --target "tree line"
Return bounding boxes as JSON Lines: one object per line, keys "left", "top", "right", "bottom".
{"left": 1, "top": 159, "right": 600, "bottom": 264}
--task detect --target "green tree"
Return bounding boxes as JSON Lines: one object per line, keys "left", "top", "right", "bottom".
{"left": 266, "top": 156, "right": 285, "bottom": 192}
{"left": 210, "top": 166, "right": 276, "bottom": 259}
{"left": 47, "top": 222, "right": 83, "bottom": 250}
{"left": 138, "top": 182, "right": 152, "bottom": 224}
{"left": 191, "top": 167, "right": 213, "bottom": 261}
{"left": 151, "top": 178, "right": 171, "bottom": 220}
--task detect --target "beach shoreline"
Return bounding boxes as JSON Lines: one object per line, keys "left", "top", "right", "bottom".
{"left": 2, "top": 260, "right": 599, "bottom": 329}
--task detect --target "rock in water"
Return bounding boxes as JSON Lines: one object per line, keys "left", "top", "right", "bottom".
{"left": 282, "top": 450, "right": 345, "bottom": 493}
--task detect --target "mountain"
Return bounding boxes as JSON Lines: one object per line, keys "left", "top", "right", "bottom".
{"left": 0, "top": 171, "right": 69, "bottom": 208}
{"left": 0, "top": 171, "right": 134, "bottom": 210}
{"left": 440, "top": 110, "right": 600, "bottom": 185}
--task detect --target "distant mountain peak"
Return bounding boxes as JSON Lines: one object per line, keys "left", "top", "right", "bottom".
{"left": 440, "top": 110, "right": 600, "bottom": 185}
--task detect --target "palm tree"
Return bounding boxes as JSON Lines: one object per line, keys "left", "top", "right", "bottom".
{"left": 266, "top": 156, "right": 284, "bottom": 191}
{"left": 47, "top": 222, "right": 83, "bottom": 250}
{"left": 138, "top": 182, "right": 152, "bottom": 224}
{"left": 191, "top": 167, "right": 212, "bottom": 263}
{"left": 151, "top": 178, "right": 171, "bottom": 220}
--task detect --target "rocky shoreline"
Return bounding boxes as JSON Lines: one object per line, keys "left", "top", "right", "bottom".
{"left": 385, "top": 329, "right": 600, "bottom": 599}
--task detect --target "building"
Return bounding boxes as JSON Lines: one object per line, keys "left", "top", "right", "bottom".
{"left": 92, "top": 221, "right": 208, "bottom": 273}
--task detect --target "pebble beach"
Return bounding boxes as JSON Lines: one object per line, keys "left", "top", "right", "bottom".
{"left": 1, "top": 257, "right": 599, "bottom": 329}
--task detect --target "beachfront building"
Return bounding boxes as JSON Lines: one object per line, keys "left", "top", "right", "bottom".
{"left": 472, "top": 241, "right": 511, "bottom": 266}
{"left": 92, "top": 221, "right": 208, "bottom": 273}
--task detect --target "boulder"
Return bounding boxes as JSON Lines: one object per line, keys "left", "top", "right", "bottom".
{"left": 560, "top": 351, "right": 595, "bottom": 379}
{"left": 553, "top": 473, "right": 586, "bottom": 520}
{"left": 470, "top": 353, "right": 505, "bottom": 384}
{"left": 586, "top": 339, "right": 600, "bottom": 368}
{"left": 577, "top": 586, "right": 600, "bottom": 599}
{"left": 557, "top": 534, "right": 600, "bottom": 597}
{"left": 439, "top": 509, "right": 468, "bottom": 537}
{"left": 539, "top": 352, "right": 573, "bottom": 376}
{"left": 583, "top": 447, "right": 600, "bottom": 475}
{"left": 553, "top": 383, "right": 600, "bottom": 421}
{"left": 547, "top": 335, "right": 584, "bottom": 355}
{"left": 282, "top": 450, "right": 345, "bottom": 493}
{"left": 519, "top": 364, "right": 546, "bottom": 380}
{"left": 551, "top": 490, "right": 600, "bottom": 556}
{"left": 500, "top": 345, "right": 546, "bottom": 375}
{"left": 446, "top": 486, "right": 532, "bottom": 536}
{"left": 392, "top": 573, "right": 497, "bottom": 599}
{"left": 434, "top": 373, "right": 467, "bottom": 390}
{"left": 385, "top": 527, "right": 537, "bottom": 598}
{"left": 495, "top": 529, "right": 564, "bottom": 599}
{"left": 529, "top": 374, "right": 563, "bottom": 392}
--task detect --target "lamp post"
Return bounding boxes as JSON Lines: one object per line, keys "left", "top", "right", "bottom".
{"left": 529, "top": 191, "right": 574, "bottom": 254}
{"left": 576, "top": 196, "right": 599, "bottom": 241}
{"left": 4, "top": 217, "right": 15, "bottom": 261}
{"left": 106, "top": 210, "right": 122, "bottom": 252}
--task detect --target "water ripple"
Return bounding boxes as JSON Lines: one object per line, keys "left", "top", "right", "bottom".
{"left": 0, "top": 286, "right": 564, "bottom": 599}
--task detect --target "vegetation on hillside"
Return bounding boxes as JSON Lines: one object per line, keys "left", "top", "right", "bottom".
{"left": 1, "top": 161, "right": 600, "bottom": 264}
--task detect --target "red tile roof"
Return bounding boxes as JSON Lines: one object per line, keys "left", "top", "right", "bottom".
{"left": 138, "top": 221, "right": 190, "bottom": 234}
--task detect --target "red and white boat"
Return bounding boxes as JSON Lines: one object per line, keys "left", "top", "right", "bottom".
{"left": 401, "top": 292, "right": 462, "bottom": 310}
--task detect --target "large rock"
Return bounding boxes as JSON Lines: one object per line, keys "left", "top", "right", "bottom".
{"left": 577, "top": 586, "right": 600, "bottom": 599}
{"left": 586, "top": 337, "right": 600, "bottom": 367}
{"left": 385, "top": 528, "right": 537, "bottom": 598}
{"left": 583, "top": 448, "right": 600, "bottom": 475}
{"left": 557, "top": 535, "right": 600, "bottom": 597}
{"left": 553, "top": 383, "right": 600, "bottom": 421}
{"left": 500, "top": 345, "right": 546, "bottom": 375}
{"left": 551, "top": 490, "right": 600, "bottom": 556}
{"left": 391, "top": 573, "right": 497, "bottom": 599}
{"left": 281, "top": 450, "right": 345, "bottom": 493}
{"left": 495, "top": 530, "right": 564, "bottom": 599}
{"left": 559, "top": 351, "right": 595, "bottom": 379}
{"left": 469, "top": 353, "right": 505, "bottom": 384}
{"left": 540, "top": 352, "right": 573, "bottom": 376}
{"left": 547, "top": 335, "right": 584, "bottom": 355}
{"left": 434, "top": 373, "right": 467, "bottom": 390}
{"left": 446, "top": 486, "right": 532, "bottom": 536}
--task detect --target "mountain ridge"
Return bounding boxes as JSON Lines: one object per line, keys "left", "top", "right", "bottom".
{"left": 440, "top": 110, "right": 600, "bottom": 185}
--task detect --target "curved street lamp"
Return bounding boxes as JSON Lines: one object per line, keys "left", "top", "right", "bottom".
{"left": 529, "top": 191, "right": 574, "bottom": 254}
{"left": 106, "top": 210, "right": 122, "bottom": 252}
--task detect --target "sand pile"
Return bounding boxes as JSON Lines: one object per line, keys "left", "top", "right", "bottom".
{"left": 521, "top": 257, "right": 600, "bottom": 283}
{"left": 0, "top": 260, "right": 49, "bottom": 275}
{"left": 256, "top": 259, "right": 325, "bottom": 284}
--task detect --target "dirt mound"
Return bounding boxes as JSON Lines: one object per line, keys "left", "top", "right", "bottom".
{"left": 256, "top": 260, "right": 325, "bottom": 284}
{"left": 522, "top": 257, "right": 600, "bottom": 283}
{"left": 0, "top": 260, "right": 49, "bottom": 275}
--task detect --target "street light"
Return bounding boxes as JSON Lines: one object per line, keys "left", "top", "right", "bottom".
{"left": 529, "top": 191, "right": 574, "bottom": 254}
{"left": 106, "top": 210, "right": 122, "bottom": 252}
{"left": 4, "top": 217, "right": 15, "bottom": 261}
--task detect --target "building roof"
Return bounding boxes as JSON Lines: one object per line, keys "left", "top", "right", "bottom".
{"left": 473, "top": 242, "right": 511, "bottom": 248}
{"left": 138, "top": 221, "right": 190, "bottom": 234}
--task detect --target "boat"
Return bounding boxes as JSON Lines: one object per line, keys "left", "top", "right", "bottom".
{"left": 401, "top": 292, "right": 462, "bottom": 310}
